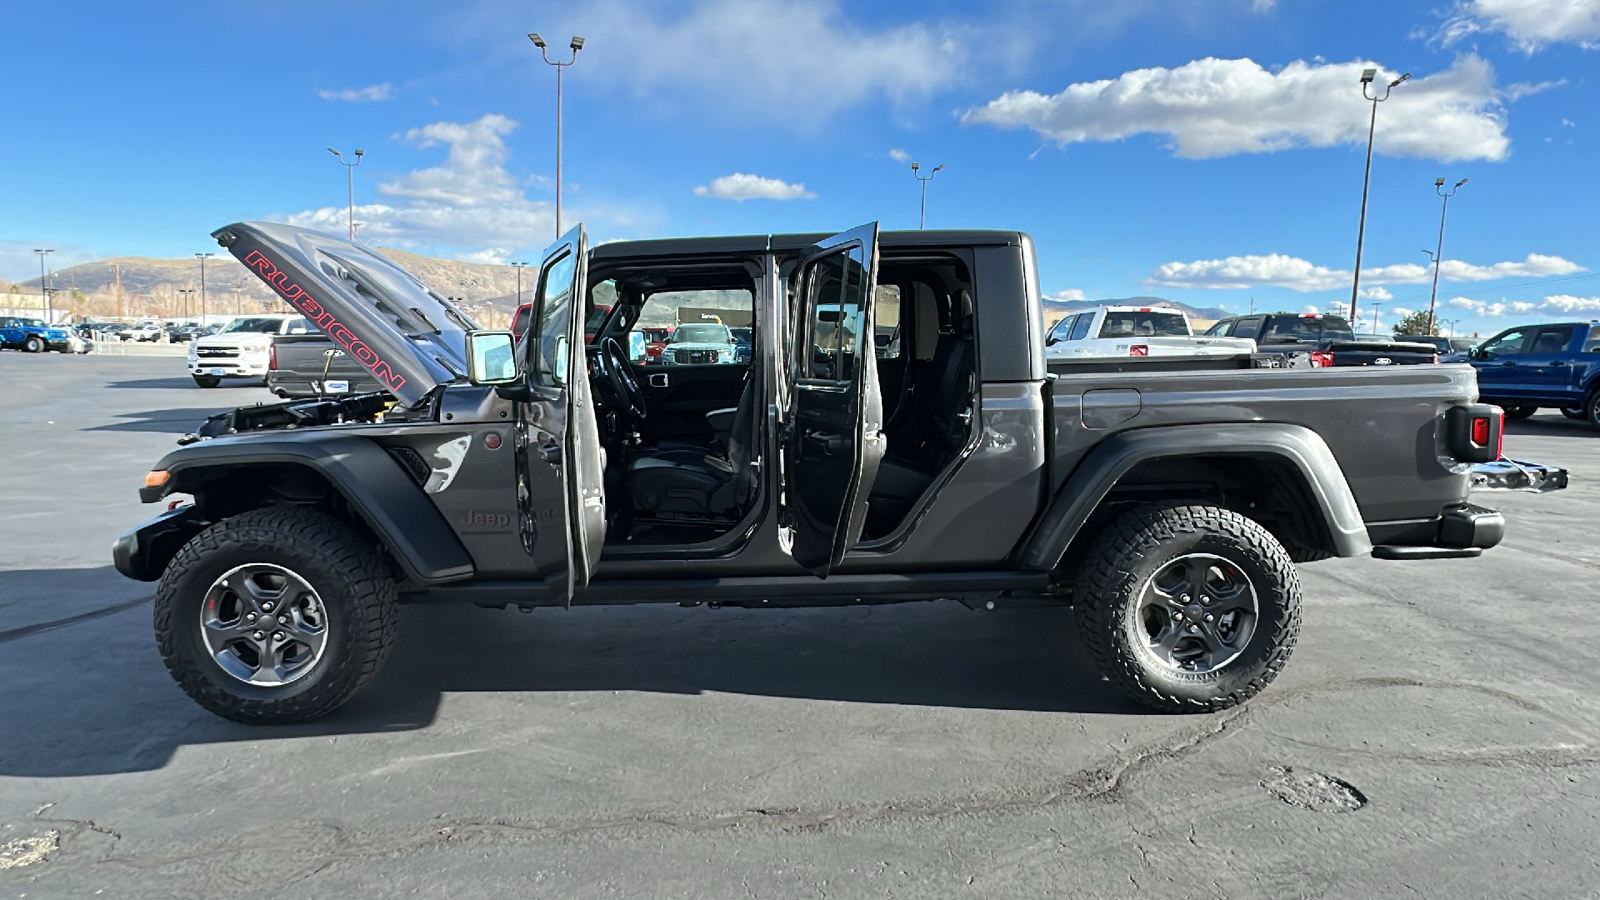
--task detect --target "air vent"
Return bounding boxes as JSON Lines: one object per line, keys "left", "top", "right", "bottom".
{"left": 385, "top": 446, "right": 431, "bottom": 485}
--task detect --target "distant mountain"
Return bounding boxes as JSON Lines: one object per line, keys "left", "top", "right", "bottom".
{"left": 18, "top": 247, "right": 533, "bottom": 323}
{"left": 1042, "top": 295, "right": 1231, "bottom": 325}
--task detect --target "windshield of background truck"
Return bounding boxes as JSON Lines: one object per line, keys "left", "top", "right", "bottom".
{"left": 1097, "top": 310, "right": 1188, "bottom": 338}
{"left": 1261, "top": 316, "right": 1354, "bottom": 343}
{"left": 222, "top": 317, "right": 291, "bottom": 334}
{"left": 673, "top": 324, "right": 731, "bottom": 343}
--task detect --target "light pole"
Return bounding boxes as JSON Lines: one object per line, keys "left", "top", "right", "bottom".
{"left": 528, "top": 33, "right": 584, "bottom": 239}
{"left": 1349, "top": 67, "right": 1410, "bottom": 326}
{"left": 1366, "top": 300, "right": 1384, "bottom": 335}
{"left": 910, "top": 162, "right": 946, "bottom": 230}
{"left": 195, "top": 252, "right": 214, "bottom": 324}
{"left": 1425, "top": 177, "right": 1468, "bottom": 336}
{"left": 327, "top": 147, "right": 364, "bottom": 240}
{"left": 511, "top": 262, "right": 530, "bottom": 305}
{"left": 33, "top": 249, "right": 53, "bottom": 319}
{"left": 177, "top": 288, "right": 196, "bottom": 319}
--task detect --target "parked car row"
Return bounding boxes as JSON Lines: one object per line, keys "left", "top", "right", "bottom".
{"left": 0, "top": 316, "right": 79, "bottom": 353}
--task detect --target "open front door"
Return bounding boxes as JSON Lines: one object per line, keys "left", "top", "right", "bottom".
{"left": 781, "top": 223, "right": 886, "bottom": 577}
{"left": 522, "top": 225, "right": 606, "bottom": 599}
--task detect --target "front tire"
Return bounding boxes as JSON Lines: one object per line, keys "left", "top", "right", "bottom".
{"left": 1500, "top": 404, "right": 1537, "bottom": 420}
{"left": 1561, "top": 407, "right": 1585, "bottom": 421}
{"left": 1586, "top": 391, "right": 1600, "bottom": 431}
{"left": 154, "top": 508, "right": 399, "bottom": 724}
{"left": 193, "top": 375, "right": 221, "bottom": 388}
{"left": 24, "top": 336, "right": 43, "bottom": 353}
{"left": 1075, "top": 504, "right": 1301, "bottom": 713}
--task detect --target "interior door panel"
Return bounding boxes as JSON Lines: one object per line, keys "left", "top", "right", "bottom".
{"left": 632, "top": 363, "right": 748, "bottom": 446}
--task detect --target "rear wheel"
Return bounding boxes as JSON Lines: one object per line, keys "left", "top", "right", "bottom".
{"left": 154, "top": 508, "right": 399, "bottom": 724}
{"left": 193, "top": 375, "right": 221, "bottom": 388}
{"left": 1587, "top": 391, "right": 1600, "bottom": 431}
{"left": 1075, "top": 504, "right": 1300, "bottom": 713}
{"left": 1561, "top": 407, "right": 1585, "bottom": 421}
{"left": 1500, "top": 405, "right": 1537, "bottom": 420}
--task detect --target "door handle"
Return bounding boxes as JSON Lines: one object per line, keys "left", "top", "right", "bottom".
{"left": 1550, "top": 360, "right": 1567, "bottom": 367}
{"left": 1500, "top": 361, "right": 1516, "bottom": 366}
{"left": 805, "top": 432, "right": 845, "bottom": 454}
{"left": 649, "top": 373, "right": 670, "bottom": 388}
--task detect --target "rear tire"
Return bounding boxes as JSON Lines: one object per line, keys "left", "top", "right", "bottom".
{"left": 1075, "top": 503, "right": 1301, "bottom": 713}
{"left": 154, "top": 508, "right": 399, "bottom": 724}
{"left": 1561, "top": 407, "right": 1585, "bottom": 421}
{"left": 1587, "top": 391, "right": 1600, "bottom": 431}
{"left": 193, "top": 375, "right": 221, "bottom": 388}
{"left": 1500, "top": 405, "right": 1537, "bottom": 420}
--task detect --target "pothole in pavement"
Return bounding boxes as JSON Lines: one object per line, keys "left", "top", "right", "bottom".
{"left": 1260, "top": 766, "right": 1368, "bottom": 812}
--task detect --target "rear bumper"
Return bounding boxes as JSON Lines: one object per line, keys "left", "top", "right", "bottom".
{"left": 1470, "top": 459, "right": 1570, "bottom": 493}
{"left": 1369, "top": 503, "right": 1505, "bottom": 561}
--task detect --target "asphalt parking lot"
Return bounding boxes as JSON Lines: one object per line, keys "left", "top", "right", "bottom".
{"left": 2, "top": 352, "right": 1597, "bottom": 898}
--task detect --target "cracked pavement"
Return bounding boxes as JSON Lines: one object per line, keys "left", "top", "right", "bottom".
{"left": 2, "top": 354, "right": 1598, "bottom": 898}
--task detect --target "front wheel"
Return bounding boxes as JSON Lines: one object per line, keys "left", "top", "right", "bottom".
{"left": 1075, "top": 504, "right": 1301, "bottom": 713}
{"left": 1561, "top": 407, "right": 1585, "bottom": 421}
{"left": 154, "top": 508, "right": 399, "bottom": 724}
{"left": 24, "top": 336, "right": 43, "bottom": 353}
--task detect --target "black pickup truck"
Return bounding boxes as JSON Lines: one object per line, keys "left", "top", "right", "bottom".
{"left": 114, "top": 221, "right": 1549, "bottom": 725}
{"left": 1206, "top": 312, "right": 1438, "bottom": 366}
{"left": 267, "top": 332, "right": 385, "bottom": 399}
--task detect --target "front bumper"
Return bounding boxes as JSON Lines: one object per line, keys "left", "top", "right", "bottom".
{"left": 112, "top": 505, "right": 209, "bottom": 581}
{"left": 189, "top": 358, "right": 269, "bottom": 377}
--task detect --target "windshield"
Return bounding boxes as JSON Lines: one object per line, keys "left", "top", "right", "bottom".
{"left": 222, "top": 317, "right": 290, "bottom": 334}
{"left": 1262, "top": 316, "right": 1354, "bottom": 343}
{"left": 22, "top": 319, "right": 46, "bottom": 328}
{"left": 673, "top": 324, "right": 732, "bottom": 343}
{"left": 1098, "top": 311, "right": 1189, "bottom": 338}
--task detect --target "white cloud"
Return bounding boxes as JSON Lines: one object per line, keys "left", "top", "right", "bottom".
{"left": 1148, "top": 252, "right": 1584, "bottom": 291}
{"left": 1301, "top": 304, "right": 1321, "bottom": 314}
{"left": 693, "top": 173, "right": 815, "bottom": 201}
{"left": 544, "top": 0, "right": 964, "bottom": 124}
{"left": 1359, "top": 286, "right": 1394, "bottom": 300}
{"left": 1437, "top": 0, "right": 1600, "bottom": 52}
{"left": 1540, "top": 294, "right": 1600, "bottom": 313}
{"left": 1251, "top": 0, "right": 1277, "bottom": 11}
{"left": 1448, "top": 296, "right": 1542, "bottom": 316}
{"left": 962, "top": 55, "right": 1511, "bottom": 162}
{"left": 285, "top": 114, "right": 559, "bottom": 258}
{"left": 1044, "top": 288, "right": 1086, "bottom": 303}
{"left": 315, "top": 83, "right": 395, "bottom": 103}
{"left": 888, "top": 148, "right": 912, "bottom": 163}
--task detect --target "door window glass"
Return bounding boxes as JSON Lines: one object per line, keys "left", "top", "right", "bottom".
{"left": 1068, "top": 313, "right": 1093, "bottom": 341}
{"left": 801, "top": 247, "right": 868, "bottom": 382}
{"left": 874, "top": 285, "right": 901, "bottom": 359}
{"left": 531, "top": 251, "right": 576, "bottom": 388}
{"left": 1232, "top": 317, "right": 1265, "bottom": 340}
{"left": 1480, "top": 328, "right": 1529, "bottom": 358}
{"left": 1099, "top": 310, "right": 1188, "bottom": 338}
{"left": 1046, "top": 316, "right": 1072, "bottom": 344}
{"left": 1529, "top": 326, "right": 1574, "bottom": 355}
{"left": 628, "top": 288, "right": 753, "bottom": 366}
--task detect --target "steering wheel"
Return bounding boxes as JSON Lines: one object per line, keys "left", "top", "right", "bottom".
{"left": 594, "top": 336, "right": 647, "bottom": 423}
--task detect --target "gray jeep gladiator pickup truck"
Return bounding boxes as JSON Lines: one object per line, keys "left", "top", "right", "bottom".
{"left": 114, "top": 221, "right": 1534, "bottom": 724}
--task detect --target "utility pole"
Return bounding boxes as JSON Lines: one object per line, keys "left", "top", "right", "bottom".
{"left": 910, "top": 162, "right": 946, "bottom": 230}
{"left": 196, "top": 252, "right": 214, "bottom": 324}
{"left": 1367, "top": 300, "right": 1385, "bottom": 335}
{"left": 177, "top": 288, "right": 196, "bottom": 319}
{"left": 34, "top": 249, "right": 53, "bottom": 319}
{"left": 1349, "top": 67, "right": 1410, "bottom": 327}
{"left": 511, "top": 262, "right": 529, "bottom": 306}
{"left": 114, "top": 262, "right": 123, "bottom": 319}
{"left": 528, "top": 33, "right": 584, "bottom": 238}
{"left": 1425, "top": 177, "right": 1469, "bottom": 335}
{"left": 327, "top": 148, "right": 364, "bottom": 240}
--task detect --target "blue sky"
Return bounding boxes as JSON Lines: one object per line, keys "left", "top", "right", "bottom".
{"left": 3, "top": 0, "right": 1598, "bottom": 336}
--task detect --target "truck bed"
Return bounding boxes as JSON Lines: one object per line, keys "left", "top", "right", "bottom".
{"left": 267, "top": 334, "right": 386, "bottom": 399}
{"left": 1046, "top": 362, "right": 1478, "bottom": 526}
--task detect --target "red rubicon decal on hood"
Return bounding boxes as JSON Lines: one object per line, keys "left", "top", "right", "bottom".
{"left": 243, "top": 249, "right": 407, "bottom": 393}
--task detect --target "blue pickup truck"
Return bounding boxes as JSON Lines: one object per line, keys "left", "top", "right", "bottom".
{"left": 1467, "top": 321, "right": 1600, "bottom": 428}
{"left": 0, "top": 316, "right": 73, "bottom": 353}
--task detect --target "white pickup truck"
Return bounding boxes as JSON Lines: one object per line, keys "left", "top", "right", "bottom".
{"left": 187, "top": 314, "right": 310, "bottom": 388}
{"left": 1044, "top": 305, "right": 1256, "bottom": 360}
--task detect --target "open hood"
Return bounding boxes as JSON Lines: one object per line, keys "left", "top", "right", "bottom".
{"left": 212, "top": 222, "right": 479, "bottom": 407}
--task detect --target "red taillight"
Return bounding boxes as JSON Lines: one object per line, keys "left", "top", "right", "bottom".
{"left": 269, "top": 341, "right": 277, "bottom": 370}
{"left": 1471, "top": 416, "right": 1490, "bottom": 446}
{"left": 1129, "top": 344, "right": 1148, "bottom": 356}
{"left": 1310, "top": 350, "right": 1334, "bottom": 367}
{"left": 1495, "top": 407, "right": 1505, "bottom": 459}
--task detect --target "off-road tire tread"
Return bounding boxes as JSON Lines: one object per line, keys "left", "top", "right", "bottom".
{"left": 154, "top": 507, "right": 398, "bottom": 724}
{"left": 1075, "top": 503, "right": 1301, "bottom": 714}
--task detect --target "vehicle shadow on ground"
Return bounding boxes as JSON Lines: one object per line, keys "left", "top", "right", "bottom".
{"left": 0, "top": 566, "right": 1137, "bottom": 778}
{"left": 105, "top": 377, "right": 267, "bottom": 391}
{"left": 83, "top": 408, "right": 219, "bottom": 434}
{"left": 1505, "top": 415, "right": 1595, "bottom": 438}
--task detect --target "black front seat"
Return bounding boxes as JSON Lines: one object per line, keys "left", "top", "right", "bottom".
{"left": 628, "top": 372, "right": 758, "bottom": 517}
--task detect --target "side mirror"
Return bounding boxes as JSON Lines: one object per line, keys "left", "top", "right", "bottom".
{"left": 1045, "top": 332, "right": 1060, "bottom": 346}
{"left": 465, "top": 330, "right": 520, "bottom": 385}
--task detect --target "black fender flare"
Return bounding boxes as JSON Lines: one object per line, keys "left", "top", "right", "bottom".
{"left": 1018, "top": 423, "right": 1371, "bottom": 571}
{"left": 138, "top": 435, "right": 474, "bottom": 586}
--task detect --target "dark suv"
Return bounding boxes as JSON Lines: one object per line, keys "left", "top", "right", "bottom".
{"left": 1206, "top": 313, "right": 1436, "bottom": 366}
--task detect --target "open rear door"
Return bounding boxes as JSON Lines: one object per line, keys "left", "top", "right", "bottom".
{"left": 522, "top": 225, "right": 606, "bottom": 599}
{"left": 781, "top": 223, "right": 886, "bottom": 577}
